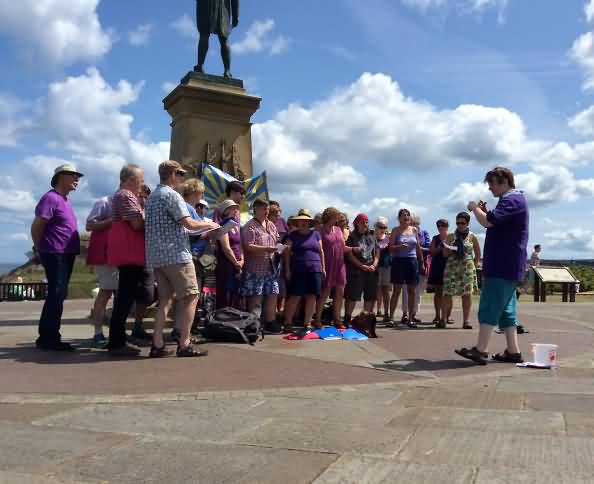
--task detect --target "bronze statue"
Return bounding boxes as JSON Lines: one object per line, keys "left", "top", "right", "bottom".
{"left": 194, "top": 0, "right": 239, "bottom": 78}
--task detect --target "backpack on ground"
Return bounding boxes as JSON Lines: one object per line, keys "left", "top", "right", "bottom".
{"left": 202, "top": 307, "right": 263, "bottom": 345}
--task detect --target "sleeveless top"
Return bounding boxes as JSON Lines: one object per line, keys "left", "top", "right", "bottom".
{"left": 394, "top": 231, "right": 417, "bottom": 258}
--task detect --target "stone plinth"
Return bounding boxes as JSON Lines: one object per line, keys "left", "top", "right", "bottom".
{"left": 163, "top": 72, "right": 261, "bottom": 179}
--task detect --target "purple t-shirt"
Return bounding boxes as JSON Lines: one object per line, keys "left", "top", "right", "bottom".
{"left": 483, "top": 190, "right": 529, "bottom": 282}
{"left": 35, "top": 190, "right": 80, "bottom": 254}
{"left": 289, "top": 229, "right": 322, "bottom": 273}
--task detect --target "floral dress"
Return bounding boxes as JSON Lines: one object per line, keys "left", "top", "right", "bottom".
{"left": 443, "top": 232, "right": 478, "bottom": 297}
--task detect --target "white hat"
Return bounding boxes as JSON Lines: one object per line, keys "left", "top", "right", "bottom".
{"left": 197, "top": 199, "right": 209, "bottom": 208}
{"left": 219, "top": 199, "right": 239, "bottom": 215}
{"left": 51, "top": 164, "right": 84, "bottom": 188}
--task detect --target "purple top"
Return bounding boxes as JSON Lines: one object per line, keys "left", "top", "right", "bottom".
{"left": 223, "top": 215, "right": 243, "bottom": 261}
{"left": 35, "top": 190, "right": 80, "bottom": 254}
{"left": 274, "top": 217, "right": 289, "bottom": 241}
{"left": 289, "top": 229, "right": 322, "bottom": 273}
{"left": 483, "top": 190, "right": 529, "bottom": 282}
{"left": 394, "top": 231, "right": 417, "bottom": 258}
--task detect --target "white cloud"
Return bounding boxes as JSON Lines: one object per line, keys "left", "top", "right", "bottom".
{"left": 171, "top": 14, "right": 197, "bottom": 39}
{"left": 587, "top": 0, "right": 594, "bottom": 22}
{"left": 232, "top": 19, "right": 289, "bottom": 56}
{"left": 401, "top": 0, "right": 510, "bottom": 21}
{"left": 0, "top": 183, "right": 37, "bottom": 213}
{"left": 443, "top": 165, "right": 594, "bottom": 210}
{"left": 0, "top": 94, "right": 34, "bottom": 146}
{"left": 6, "top": 233, "right": 29, "bottom": 242}
{"left": 40, "top": 68, "right": 143, "bottom": 156}
{"left": 570, "top": 105, "right": 594, "bottom": 136}
{"left": 128, "top": 23, "right": 153, "bottom": 47}
{"left": 570, "top": 1, "right": 594, "bottom": 91}
{"left": 162, "top": 81, "right": 177, "bottom": 94}
{"left": 0, "top": 0, "right": 113, "bottom": 66}
{"left": 544, "top": 227, "right": 594, "bottom": 254}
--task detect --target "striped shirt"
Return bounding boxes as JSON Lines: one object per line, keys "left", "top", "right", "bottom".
{"left": 112, "top": 189, "right": 143, "bottom": 222}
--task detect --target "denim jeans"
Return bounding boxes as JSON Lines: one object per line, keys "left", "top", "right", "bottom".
{"left": 38, "top": 253, "right": 76, "bottom": 344}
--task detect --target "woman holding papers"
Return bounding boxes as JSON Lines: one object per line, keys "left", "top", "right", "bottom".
{"left": 216, "top": 199, "right": 243, "bottom": 309}
{"left": 441, "top": 212, "right": 481, "bottom": 329}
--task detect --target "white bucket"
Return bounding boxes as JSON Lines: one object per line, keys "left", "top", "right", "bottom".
{"left": 531, "top": 343, "right": 558, "bottom": 367}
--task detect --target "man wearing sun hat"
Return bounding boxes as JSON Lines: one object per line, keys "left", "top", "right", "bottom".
{"left": 30, "top": 164, "right": 84, "bottom": 351}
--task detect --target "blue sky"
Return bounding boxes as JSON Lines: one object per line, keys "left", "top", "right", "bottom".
{"left": 1, "top": 0, "right": 594, "bottom": 263}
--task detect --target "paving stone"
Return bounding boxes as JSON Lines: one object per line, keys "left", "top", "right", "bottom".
{"left": 564, "top": 412, "right": 594, "bottom": 437}
{"left": 0, "top": 403, "right": 82, "bottom": 424}
{"left": 246, "top": 395, "right": 402, "bottom": 425}
{"left": 235, "top": 419, "right": 416, "bottom": 457}
{"left": 35, "top": 402, "right": 272, "bottom": 442}
{"left": 0, "top": 471, "right": 94, "bottom": 484}
{"left": 553, "top": 367, "right": 594, "bottom": 378}
{"left": 398, "top": 427, "right": 594, "bottom": 473}
{"left": 497, "top": 377, "right": 594, "bottom": 395}
{"left": 388, "top": 407, "right": 565, "bottom": 435}
{"left": 525, "top": 393, "right": 594, "bottom": 413}
{"left": 313, "top": 456, "right": 475, "bottom": 484}
{"left": 0, "top": 470, "right": 96, "bottom": 484}
{"left": 475, "top": 467, "right": 594, "bottom": 484}
{"left": 64, "top": 438, "right": 338, "bottom": 484}
{"left": 400, "top": 387, "right": 525, "bottom": 410}
{"left": 0, "top": 421, "right": 130, "bottom": 475}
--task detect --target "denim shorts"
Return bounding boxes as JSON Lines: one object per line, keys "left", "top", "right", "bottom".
{"left": 478, "top": 277, "right": 518, "bottom": 328}
{"left": 240, "top": 271, "right": 279, "bottom": 297}
{"left": 287, "top": 272, "right": 322, "bottom": 297}
{"left": 391, "top": 258, "right": 419, "bottom": 285}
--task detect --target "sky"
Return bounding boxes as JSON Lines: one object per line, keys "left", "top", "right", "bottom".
{"left": 1, "top": 0, "right": 594, "bottom": 263}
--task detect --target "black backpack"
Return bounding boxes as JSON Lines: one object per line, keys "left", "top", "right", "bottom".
{"left": 202, "top": 307, "right": 263, "bottom": 345}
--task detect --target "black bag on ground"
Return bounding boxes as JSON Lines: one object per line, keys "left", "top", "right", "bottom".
{"left": 202, "top": 307, "right": 263, "bottom": 345}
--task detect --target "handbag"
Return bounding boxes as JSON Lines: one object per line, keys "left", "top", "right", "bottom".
{"left": 106, "top": 220, "right": 145, "bottom": 267}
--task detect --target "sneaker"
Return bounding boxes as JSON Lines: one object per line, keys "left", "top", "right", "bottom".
{"left": 92, "top": 333, "right": 108, "bottom": 347}
{"left": 36, "top": 339, "right": 75, "bottom": 352}
{"left": 108, "top": 343, "right": 141, "bottom": 357}
{"left": 264, "top": 321, "right": 283, "bottom": 335}
{"left": 131, "top": 326, "right": 152, "bottom": 340}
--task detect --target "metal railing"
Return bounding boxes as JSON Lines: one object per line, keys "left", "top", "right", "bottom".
{"left": 0, "top": 283, "right": 48, "bottom": 302}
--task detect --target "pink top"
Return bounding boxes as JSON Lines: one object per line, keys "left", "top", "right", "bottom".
{"left": 318, "top": 225, "right": 346, "bottom": 289}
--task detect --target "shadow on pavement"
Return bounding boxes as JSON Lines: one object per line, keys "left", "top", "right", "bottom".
{"left": 372, "top": 358, "right": 473, "bottom": 372}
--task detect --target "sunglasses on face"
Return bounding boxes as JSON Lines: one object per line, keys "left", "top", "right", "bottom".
{"left": 376, "top": 225, "right": 387, "bottom": 229}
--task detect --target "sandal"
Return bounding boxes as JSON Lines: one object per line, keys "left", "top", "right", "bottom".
{"left": 491, "top": 349, "right": 523, "bottom": 363}
{"left": 455, "top": 346, "right": 488, "bottom": 365}
{"left": 407, "top": 320, "right": 418, "bottom": 329}
{"left": 447, "top": 319, "right": 455, "bottom": 325}
{"left": 333, "top": 322, "right": 347, "bottom": 330}
{"left": 436, "top": 320, "right": 446, "bottom": 329}
{"left": 462, "top": 322, "right": 473, "bottom": 330}
{"left": 149, "top": 344, "right": 171, "bottom": 358}
{"left": 176, "top": 344, "right": 208, "bottom": 358}
{"left": 432, "top": 317, "right": 440, "bottom": 324}
{"left": 283, "top": 324, "right": 293, "bottom": 334}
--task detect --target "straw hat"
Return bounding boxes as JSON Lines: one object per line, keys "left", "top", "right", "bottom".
{"left": 289, "top": 208, "right": 314, "bottom": 224}
{"left": 51, "top": 164, "right": 84, "bottom": 188}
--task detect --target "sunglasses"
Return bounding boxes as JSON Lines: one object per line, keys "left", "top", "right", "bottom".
{"left": 376, "top": 225, "right": 387, "bottom": 229}
{"left": 175, "top": 170, "right": 186, "bottom": 177}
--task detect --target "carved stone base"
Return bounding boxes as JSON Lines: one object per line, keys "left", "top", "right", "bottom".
{"left": 163, "top": 72, "right": 261, "bottom": 180}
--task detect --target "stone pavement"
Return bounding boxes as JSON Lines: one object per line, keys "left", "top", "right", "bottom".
{"left": 0, "top": 300, "right": 593, "bottom": 483}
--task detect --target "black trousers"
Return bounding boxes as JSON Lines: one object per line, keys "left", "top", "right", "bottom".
{"left": 108, "top": 266, "right": 154, "bottom": 349}
{"left": 38, "top": 253, "right": 76, "bottom": 344}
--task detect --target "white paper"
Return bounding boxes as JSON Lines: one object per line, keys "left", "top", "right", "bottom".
{"left": 443, "top": 242, "right": 458, "bottom": 251}
{"left": 187, "top": 219, "right": 237, "bottom": 238}
{"left": 276, "top": 243, "right": 286, "bottom": 254}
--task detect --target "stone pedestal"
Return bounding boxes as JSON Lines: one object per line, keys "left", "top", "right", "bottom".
{"left": 163, "top": 72, "right": 262, "bottom": 180}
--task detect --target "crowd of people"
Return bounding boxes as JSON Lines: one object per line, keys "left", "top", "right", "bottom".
{"left": 31, "top": 162, "right": 529, "bottom": 364}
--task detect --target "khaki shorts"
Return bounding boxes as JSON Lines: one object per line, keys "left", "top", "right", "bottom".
{"left": 95, "top": 265, "right": 118, "bottom": 291}
{"left": 154, "top": 262, "right": 199, "bottom": 301}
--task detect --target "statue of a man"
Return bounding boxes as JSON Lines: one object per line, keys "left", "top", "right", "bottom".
{"left": 194, "top": 0, "right": 240, "bottom": 78}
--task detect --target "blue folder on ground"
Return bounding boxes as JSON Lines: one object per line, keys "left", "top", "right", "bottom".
{"left": 315, "top": 327, "right": 343, "bottom": 340}
{"left": 341, "top": 328, "right": 368, "bottom": 341}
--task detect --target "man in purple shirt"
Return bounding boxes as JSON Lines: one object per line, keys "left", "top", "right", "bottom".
{"left": 456, "top": 166, "right": 529, "bottom": 365}
{"left": 31, "top": 164, "right": 84, "bottom": 351}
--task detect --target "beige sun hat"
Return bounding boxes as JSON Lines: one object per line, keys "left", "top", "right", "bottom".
{"left": 51, "top": 164, "right": 84, "bottom": 188}
{"left": 219, "top": 199, "right": 240, "bottom": 216}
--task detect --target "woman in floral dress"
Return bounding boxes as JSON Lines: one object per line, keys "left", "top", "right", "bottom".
{"left": 441, "top": 212, "right": 481, "bottom": 329}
